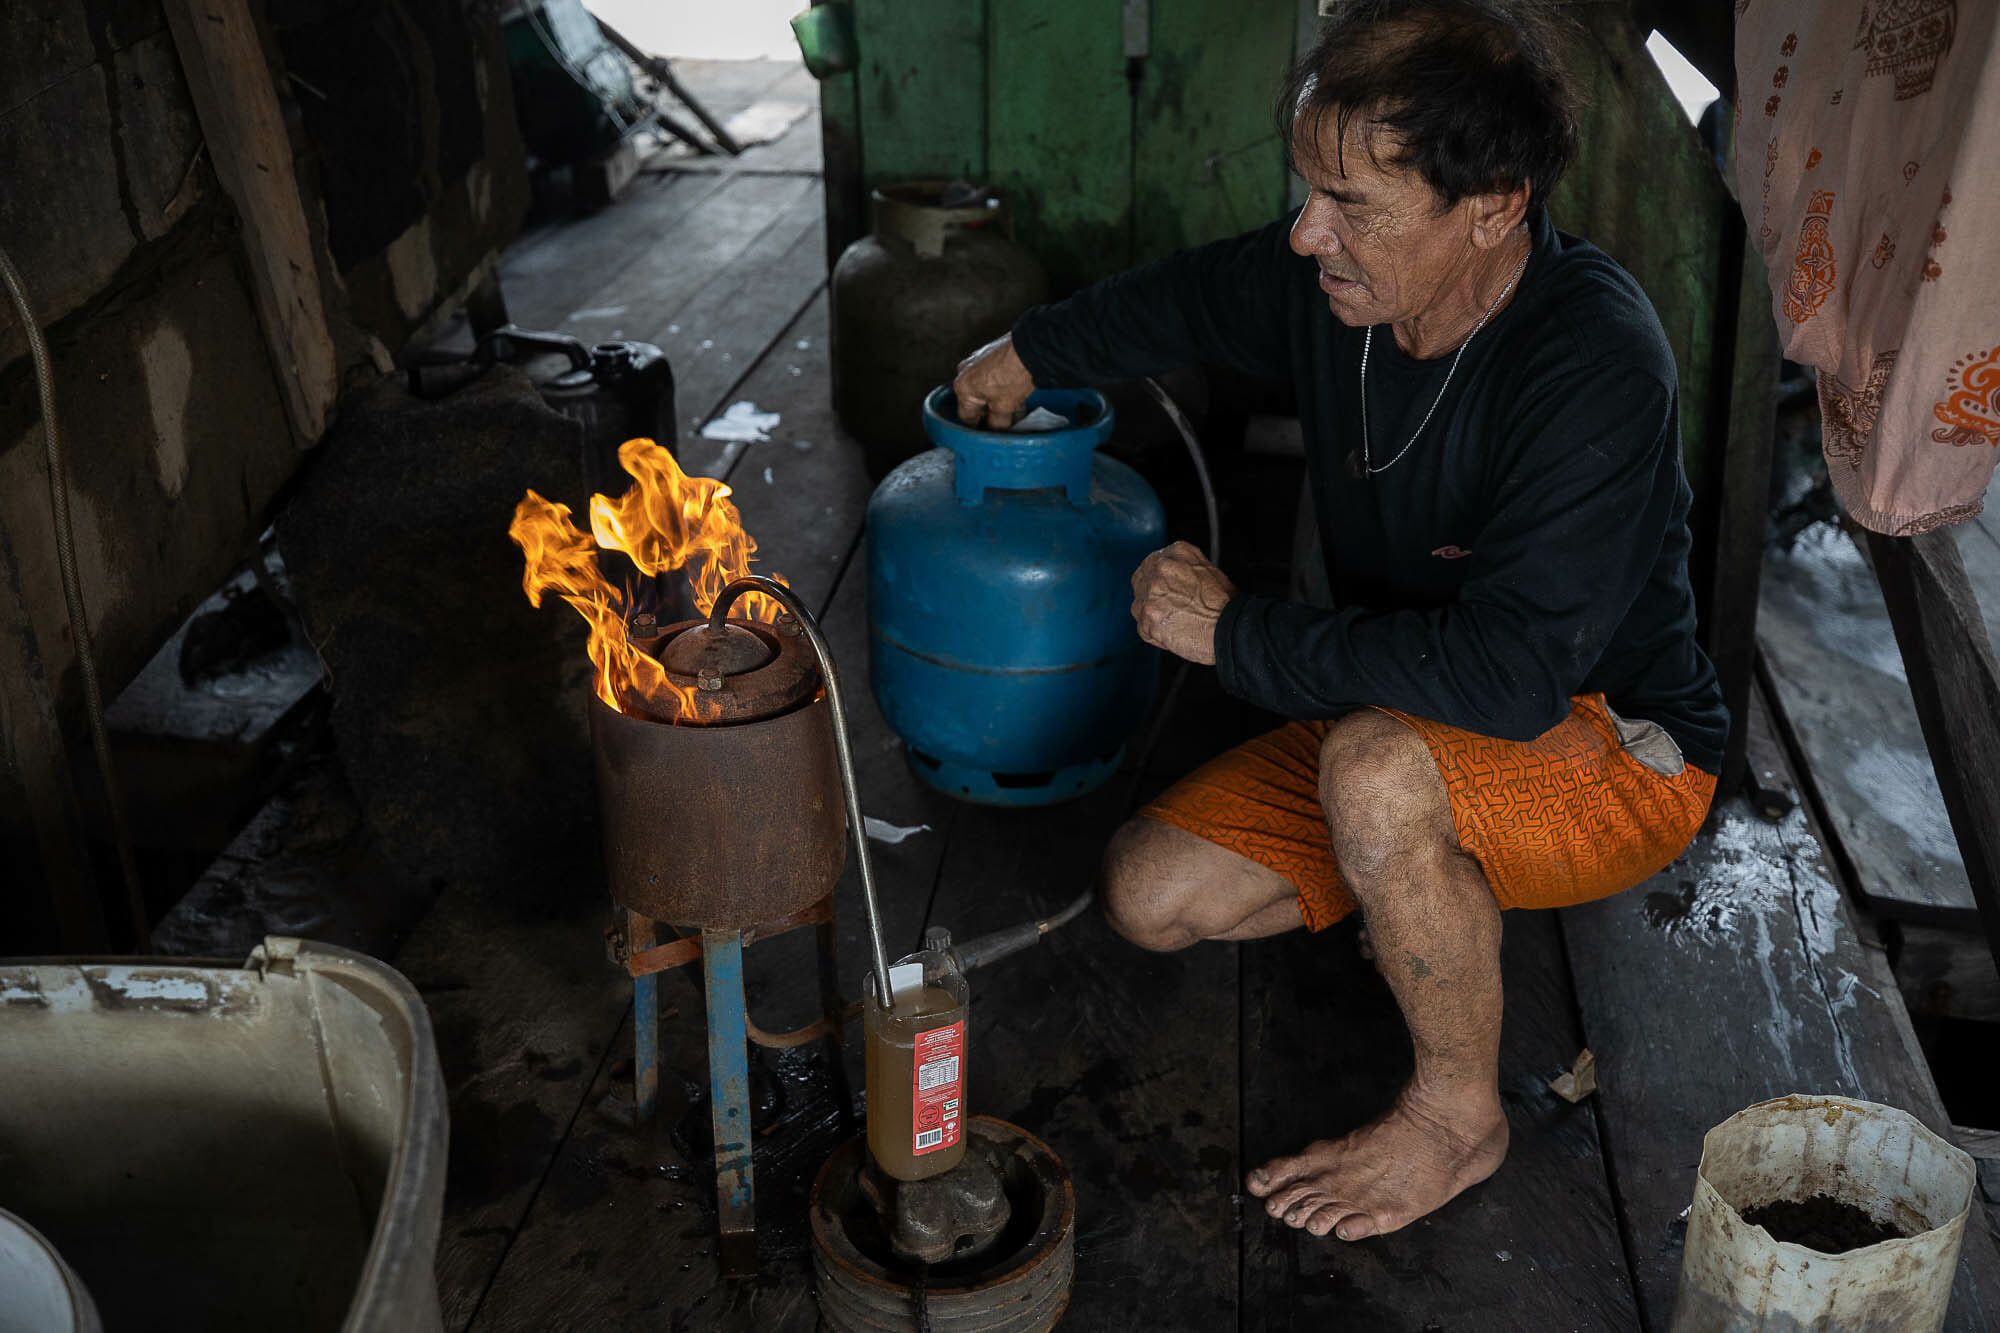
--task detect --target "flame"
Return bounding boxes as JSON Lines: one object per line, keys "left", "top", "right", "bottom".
{"left": 509, "top": 438, "right": 785, "bottom": 719}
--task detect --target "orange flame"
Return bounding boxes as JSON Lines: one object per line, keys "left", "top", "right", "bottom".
{"left": 509, "top": 438, "right": 785, "bottom": 719}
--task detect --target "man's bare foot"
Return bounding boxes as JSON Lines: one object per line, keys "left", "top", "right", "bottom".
{"left": 1245, "top": 1088, "right": 1509, "bottom": 1240}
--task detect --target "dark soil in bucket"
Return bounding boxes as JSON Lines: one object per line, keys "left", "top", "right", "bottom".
{"left": 1740, "top": 1195, "right": 1907, "bottom": 1253}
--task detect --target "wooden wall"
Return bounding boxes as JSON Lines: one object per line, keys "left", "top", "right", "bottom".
{"left": 840, "top": 0, "right": 1299, "bottom": 292}
{"left": 0, "top": 0, "right": 528, "bottom": 948}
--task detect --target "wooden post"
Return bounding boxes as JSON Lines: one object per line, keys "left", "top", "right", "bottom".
{"left": 1866, "top": 527, "right": 2000, "bottom": 980}
{"left": 1701, "top": 221, "right": 1779, "bottom": 803}
{"left": 813, "top": 2, "right": 866, "bottom": 270}
{"left": 163, "top": 0, "right": 338, "bottom": 444}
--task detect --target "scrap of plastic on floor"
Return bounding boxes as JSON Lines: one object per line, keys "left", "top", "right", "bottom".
{"left": 863, "top": 816, "right": 931, "bottom": 845}
{"left": 699, "top": 400, "right": 782, "bottom": 442}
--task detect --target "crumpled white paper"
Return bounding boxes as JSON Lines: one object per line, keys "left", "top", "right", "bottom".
{"left": 863, "top": 817, "right": 932, "bottom": 845}
{"left": 699, "top": 401, "right": 781, "bottom": 442}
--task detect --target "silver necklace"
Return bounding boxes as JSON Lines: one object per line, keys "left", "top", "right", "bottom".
{"left": 1360, "top": 242, "right": 1532, "bottom": 476}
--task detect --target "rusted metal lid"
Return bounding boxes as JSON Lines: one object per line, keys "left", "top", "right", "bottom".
{"left": 614, "top": 617, "right": 819, "bottom": 725}
{"left": 657, "top": 621, "right": 774, "bottom": 678}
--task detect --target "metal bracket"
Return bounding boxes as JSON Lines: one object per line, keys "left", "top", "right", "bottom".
{"left": 620, "top": 897, "right": 833, "bottom": 980}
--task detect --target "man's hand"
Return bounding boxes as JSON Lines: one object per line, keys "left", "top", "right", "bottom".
{"left": 1131, "top": 541, "right": 1235, "bottom": 666}
{"left": 953, "top": 335, "right": 1036, "bottom": 428}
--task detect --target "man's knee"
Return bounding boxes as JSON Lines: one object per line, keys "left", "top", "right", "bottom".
{"left": 1318, "top": 711, "right": 1453, "bottom": 886}
{"left": 1101, "top": 818, "right": 1202, "bottom": 952}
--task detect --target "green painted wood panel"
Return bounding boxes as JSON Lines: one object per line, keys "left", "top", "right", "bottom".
{"left": 849, "top": 0, "right": 1298, "bottom": 290}
{"left": 851, "top": 0, "right": 986, "bottom": 184}
{"left": 1132, "top": 0, "right": 1295, "bottom": 262}
{"left": 986, "top": 0, "right": 1133, "bottom": 293}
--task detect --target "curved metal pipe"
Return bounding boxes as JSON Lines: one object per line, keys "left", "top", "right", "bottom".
{"left": 707, "top": 576, "right": 894, "bottom": 1005}
{"left": 1038, "top": 887, "right": 1093, "bottom": 934}
{"left": 0, "top": 242, "right": 150, "bottom": 950}
{"left": 1129, "top": 375, "right": 1221, "bottom": 780}
{"left": 1142, "top": 375, "right": 1220, "bottom": 568}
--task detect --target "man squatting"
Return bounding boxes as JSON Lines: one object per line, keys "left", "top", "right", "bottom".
{"left": 953, "top": 0, "right": 1726, "bottom": 1242}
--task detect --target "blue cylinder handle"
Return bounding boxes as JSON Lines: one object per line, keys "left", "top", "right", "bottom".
{"left": 922, "top": 386, "right": 1115, "bottom": 507}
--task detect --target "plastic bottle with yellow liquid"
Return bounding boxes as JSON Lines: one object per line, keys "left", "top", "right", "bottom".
{"left": 864, "top": 944, "right": 969, "bottom": 1180}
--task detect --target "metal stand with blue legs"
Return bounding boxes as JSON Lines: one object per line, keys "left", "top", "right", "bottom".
{"left": 608, "top": 575, "right": 900, "bottom": 1281}
{"left": 617, "top": 896, "right": 843, "bottom": 1277}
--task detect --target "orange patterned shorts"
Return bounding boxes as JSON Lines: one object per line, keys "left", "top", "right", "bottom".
{"left": 1138, "top": 694, "right": 1717, "bottom": 931}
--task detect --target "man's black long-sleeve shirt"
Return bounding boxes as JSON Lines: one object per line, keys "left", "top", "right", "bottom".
{"left": 1011, "top": 210, "right": 1728, "bottom": 773}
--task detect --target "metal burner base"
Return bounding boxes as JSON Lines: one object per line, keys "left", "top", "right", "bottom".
{"left": 810, "top": 1117, "right": 1074, "bottom": 1333}
{"left": 857, "top": 1132, "right": 1012, "bottom": 1267}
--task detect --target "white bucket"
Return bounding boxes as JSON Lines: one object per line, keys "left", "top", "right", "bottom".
{"left": 0, "top": 1207, "right": 101, "bottom": 1333}
{"left": 1670, "top": 1094, "right": 1976, "bottom": 1333}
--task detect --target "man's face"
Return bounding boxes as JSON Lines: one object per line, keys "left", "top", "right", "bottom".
{"left": 1287, "top": 113, "right": 1479, "bottom": 331}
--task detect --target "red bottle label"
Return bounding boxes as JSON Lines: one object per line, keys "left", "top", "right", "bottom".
{"left": 910, "top": 1020, "right": 965, "bottom": 1156}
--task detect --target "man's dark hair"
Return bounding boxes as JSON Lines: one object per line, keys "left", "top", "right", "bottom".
{"left": 1279, "top": 0, "right": 1579, "bottom": 223}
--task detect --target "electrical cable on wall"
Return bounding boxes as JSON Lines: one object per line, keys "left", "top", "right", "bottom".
{"left": 0, "top": 243, "right": 152, "bottom": 951}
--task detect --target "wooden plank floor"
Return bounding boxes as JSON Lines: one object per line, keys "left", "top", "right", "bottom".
{"left": 1758, "top": 461, "right": 2000, "bottom": 934}
{"left": 1758, "top": 519, "right": 1981, "bottom": 925}
{"left": 1562, "top": 692, "right": 2000, "bottom": 1330}
{"left": 390, "top": 59, "right": 1999, "bottom": 1333}
{"left": 1243, "top": 912, "right": 1637, "bottom": 1332}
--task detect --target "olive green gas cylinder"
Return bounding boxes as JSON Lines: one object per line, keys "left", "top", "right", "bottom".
{"left": 831, "top": 183, "right": 1047, "bottom": 477}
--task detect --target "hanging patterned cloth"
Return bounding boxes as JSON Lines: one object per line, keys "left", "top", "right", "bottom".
{"left": 1735, "top": 1, "right": 2000, "bottom": 535}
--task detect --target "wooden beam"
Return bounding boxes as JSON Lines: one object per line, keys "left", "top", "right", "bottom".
{"left": 813, "top": 30, "right": 865, "bottom": 267}
{"left": 162, "top": 0, "right": 337, "bottom": 443}
{"left": 1865, "top": 527, "right": 2000, "bottom": 980}
{"left": 1700, "top": 221, "right": 1779, "bottom": 802}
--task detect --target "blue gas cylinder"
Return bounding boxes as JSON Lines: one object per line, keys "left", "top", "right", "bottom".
{"left": 867, "top": 386, "right": 1165, "bottom": 806}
